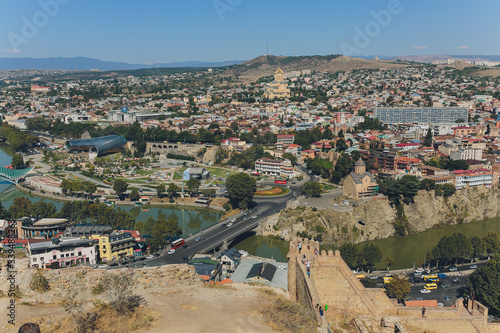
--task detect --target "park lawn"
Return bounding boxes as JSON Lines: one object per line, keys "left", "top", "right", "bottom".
{"left": 173, "top": 166, "right": 187, "bottom": 180}
{"left": 321, "top": 183, "right": 337, "bottom": 192}
{"left": 207, "top": 167, "right": 238, "bottom": 178}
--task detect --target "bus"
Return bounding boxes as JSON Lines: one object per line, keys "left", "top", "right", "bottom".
{"left": 423, "top": 275, "right": 439, "bottom": 282}
{"left": 274, "top": 179, "right": 287, "bottom": 184}
{"left": 171, "top": 238, "right": 185, "bottom": 249}
{"left": 383, "top": 277, "right": 393, "bottom": 284}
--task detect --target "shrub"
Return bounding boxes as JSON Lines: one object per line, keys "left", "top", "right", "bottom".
{"left": 29, "top": 270, "right": 50, "bottom": 293}
{"left": 91, "top": 282, "right": 106, "bottom": 295}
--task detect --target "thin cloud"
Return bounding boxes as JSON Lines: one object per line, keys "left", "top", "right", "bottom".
{"left": 457, "top": 45, "right": 470, "bottom": 49}
{"left": 4, "top": 49, "right": 22, "bottom": 54}
{"left": 412, "top": 46, "right": 427, "bottom": 50}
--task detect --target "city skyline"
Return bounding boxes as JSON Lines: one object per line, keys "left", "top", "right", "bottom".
{"left": 1, "top": 0, "right": 500, "bottom": 64}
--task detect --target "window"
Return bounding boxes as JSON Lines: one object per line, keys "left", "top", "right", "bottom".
{"left": 40, "top": 257, "right": 44, "bottom": 262}
{"left": 53, "top": 255, "right": 56, "bottom": 260}
{"left": 33, "top": 258, "right": 37, "bottom": 262}
{"left": 78, "top": 252, "right": 82, "bottom": 256}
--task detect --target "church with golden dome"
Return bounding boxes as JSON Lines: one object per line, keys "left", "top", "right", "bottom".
{"left": 263, "top": 68, "right": 290, "bottom": 99}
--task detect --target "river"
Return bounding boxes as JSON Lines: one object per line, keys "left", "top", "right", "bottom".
{"left": 5, "top": 144, "right": 500, "bottom": 267}
{"left": 0, "top": 144, "right": 222, "bottom": 237}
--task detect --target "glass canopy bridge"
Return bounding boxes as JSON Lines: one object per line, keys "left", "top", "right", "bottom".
{"left": 0, "top": 167, "right": 34, "bottom": 183}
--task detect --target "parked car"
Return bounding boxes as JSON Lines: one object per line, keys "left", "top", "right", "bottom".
{"left": 110, "top": 262, "right": 118, "bottom": 267}
{"left": 444, "top": 296, "right": 451, "bottom": 301}
{"left": 98, "top": 264, "right": 107, "bottom": 268}
{"left": 441, "top": 284, "right": 450, "bottom": 288}
{"left": 195, "top": 237, "right": 201, "bottom": 241}
{"left": 227, "top": 222, "right": 233, "bottom": 227}
{"left": 449, "top": 266, "right": 458, "bottom": 272}
{"left": 369, "top": 275, "right": 378, "bottom": 280}
{"left": 470, "top": 265, "right": 478, "bottom": 269}
{"left": 452, "top": 277, "right": 460, "bottom": 282}
{"left": 231, "top": 218, "right": 236, "bottom": 222}
{"left": 147, "top": 254, "right": 154, "bottom": 259}
{"left": 416, "top": 297, "right": 424, "bottom": 301}
{"left": 90, "top": 264, "right": 97, "bottom": 269}
{"left": 438, "top": 273, "right": 448, "bottom": 278}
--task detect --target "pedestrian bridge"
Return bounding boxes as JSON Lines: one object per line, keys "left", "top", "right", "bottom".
{"left": 0, "top": 166, "right": 33, "bottom": 182}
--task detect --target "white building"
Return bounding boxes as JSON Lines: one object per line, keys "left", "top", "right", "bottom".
{"left": 450, "top": 149, "right": 482, "bottom": 161}
{"left": 453, "top": 169, "right": 493, "bottom": 190}
{"left": 255, "top": 158, "right": 294, "bottom": 178}
{"left": 28, "top": 238, "right": 98, "bottom": 268}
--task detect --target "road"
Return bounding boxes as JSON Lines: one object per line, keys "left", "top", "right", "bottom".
{"left": 117, "top": 169, "right": 312, "bottom": 269}
{"left": 367, "top": 262, "right": 487, "bottom": 307}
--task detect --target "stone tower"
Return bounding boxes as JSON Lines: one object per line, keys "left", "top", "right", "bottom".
{"left": 354, "top": 158, "right": 366, "bottom": 175}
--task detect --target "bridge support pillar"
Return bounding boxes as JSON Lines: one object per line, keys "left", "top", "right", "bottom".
{"left": 221, "top": 240, "right": 228, "bottom": 252}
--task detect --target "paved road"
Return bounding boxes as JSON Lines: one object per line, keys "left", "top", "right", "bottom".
{"left": 114, "top": 168, "right": 312, "bottom": 269}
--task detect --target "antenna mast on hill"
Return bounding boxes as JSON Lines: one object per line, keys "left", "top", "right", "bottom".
{"left": 266, "top": 40, "right": 269, "bottom": 56}
{"left": 294, "top": 47, "right": 297, "bottom": 57}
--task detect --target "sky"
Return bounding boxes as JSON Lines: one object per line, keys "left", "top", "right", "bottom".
{"left": 1, "top": 0, "right": 499, "bottom": 64}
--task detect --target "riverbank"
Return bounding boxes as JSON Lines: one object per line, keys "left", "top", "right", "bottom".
{"left": 14, "top": 182, "right": 227, "bottom": 212}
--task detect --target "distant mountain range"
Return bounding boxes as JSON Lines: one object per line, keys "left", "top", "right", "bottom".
{"left": 358, "top": 55, "right": 500, "bottom": 62}
{"left": 0, "top": 57, "right": 245, "bottom": 71}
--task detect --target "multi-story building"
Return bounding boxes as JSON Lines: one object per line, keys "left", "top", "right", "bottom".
{"left": 453, "top": 169, "right": 493, "bottom": 190}
{"left": 263, "top": 68, "right": 290, "bottom": 99}
{"left": 91, "top": 231, "right": 135, "bottom": 262}
{"left": 450, "top": 149, "right": 482, "bottom": 161}
{"left": 255, "top": 158, "right": 294, "bottom": 178}
{"left": 452, "top": 126, "right": 475, "bottom": 137}
{"left": 17, "top": 218, "right": 70, "bottom": 239}
{"left": 277, "top": 134, "right": 295, "bottom": 146}
{"left": 374, "top": 107, "right": 469, "bottom": 124}
{"left": 27, "top": 238, "right": 97, "bottom": 268}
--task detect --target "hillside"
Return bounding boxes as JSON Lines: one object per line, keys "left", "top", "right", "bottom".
{"left": 222, "top": 54, "right": 408, "bottom": 82}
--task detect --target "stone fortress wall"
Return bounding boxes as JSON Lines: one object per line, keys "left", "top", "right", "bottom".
{"left": 287, "top": 237, "right": 499, "bottom": 333}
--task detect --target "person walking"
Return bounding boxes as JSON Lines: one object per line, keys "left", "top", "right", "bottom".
{"left": 421, "top": 307, "right": 426, "bottom": 318}
{"left": 298, "top": 241, "right": 302, "bottom": 254}
{"left": 319, "top": 306, "right": 324, "bottom": 319}
{"left": 306, "top": 260, "right": 311, "bottom": 271}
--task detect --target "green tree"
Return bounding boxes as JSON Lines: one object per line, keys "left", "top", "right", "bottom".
{"left": 30, "top": 201, "right": 57, "bottom": 218}
{"left": 420, "top": 179, "right": 435, "bottom": 191}
{"left": 149, "top": 216, "right": 182, "bottom": 251}
{"left": 467, "top": 260, "right": 500, "bottom": 315}
{"left": 129, "top": 189, "right": 140, "bottom": 201}
{"left": 302, "top": 181, "right": 322, "bottom": 198}
{"left": 113, "top": 179, "right": 128, "bottom": 197}
{"left": 167, "top": 183, "right": 177, "bottom": 198}
{"left": 157, "top": 183, "right": 166, "bottom": 198}
{"left": 283, "top": 152, "right": 297, "bottom": 166}
{"left": 363, "top": 244, "right": 382, "bottom": 272}
{"left": 11, "top": 153, "right": 24, "bottom": 169}
{"left": 385, "top": 275, "right": 411, "bottom": 303}
{"left": 9, "top": 197, "right": 32, "bottom": 219}
{"left": 423, "top": 127, "right": 433, "bottom": 147}
{"left": 484, "top": 232, "right": 500, "bottom": 256}
{"left": 335, "top": 138, "right": 348, "bottom": 152}
{"left": 359, "top": 277, "right": 377, "bottom": 288}
{"left": 226, "top": 173, "right": 256, "bottom": 209}
{"left": 430, "top": 233, "right": 473, "bottom": 264}
{"left": 470, "top": 236, "right": 485, "bottom": 257}
{"left": 340, "top": 243, "right": 362, "bottom": 270}
{"left": 186, "top": 178, "right": 201, "bottom": 194}
{"left": 385, "top": 257, "right": 395, "bottom": 272}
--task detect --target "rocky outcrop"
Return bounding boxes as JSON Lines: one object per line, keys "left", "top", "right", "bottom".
{"left": 274, "top": 184, "right": 500, "bottom": 244}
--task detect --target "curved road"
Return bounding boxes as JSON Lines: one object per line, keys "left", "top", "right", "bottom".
{"left": 124, "top": 168, "right": 312, "bottom": 269}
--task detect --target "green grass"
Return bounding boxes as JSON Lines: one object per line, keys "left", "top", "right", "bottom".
{"left": 321, "top": 183, "right": 337, "bottom": 192}
{"left": 207, "top": 167, "right": 238, "bottom": 178}
{"left": 173, "top": 167, "right": 187, "bottom": 180}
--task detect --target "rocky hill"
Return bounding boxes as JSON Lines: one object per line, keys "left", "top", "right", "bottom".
{"left": 272, "top": 184, "right": 500, "bottom": 244}
{"left": 222, "top": 54, "right": 408, "bottom": 82}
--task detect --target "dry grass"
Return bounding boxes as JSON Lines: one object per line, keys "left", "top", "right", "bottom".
{"left": 47, "top": 306, "right": 156, "bottom": 333}
{"left": 261, "top": 296, "right": 318, "bottom": 333}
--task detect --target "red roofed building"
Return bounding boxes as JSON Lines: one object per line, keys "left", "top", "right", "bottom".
{"left": 396, "top": 157, "right": 422, "bottom": 170}
{"left": 453, "top": 168, "right": 493, "bottom": 190}
{"left": 396, "top": 143, "right": 420, "bottom": 151}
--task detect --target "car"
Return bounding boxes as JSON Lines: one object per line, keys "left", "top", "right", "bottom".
{"left": 414, "top": 272, "right": 422, "bottom": 276}
{"left": 452, "top": 281, "right": 459, "bottom": 286}
{"left": 168, "top": 249, "right": 175, "bottom": 255}
{"left": 138, "top": 257, "right": 146, "bottom": 261}
{"left": 444, "top": 296, "right": 451, "bottom": 301}
{"left": 121, "top": 261, "right": 128, "bottom": 265}
{"left": 231, "top": 218, "right": 236, "bottom": 222}
{"left": 110, "top": 263, "right": 118, "bottom": 267}
{"left": 441, "top": 284, "right": 450, "bottom": 288}
{"left": 183, "top": 244, "right": 189, "bottom": 248}
{"left": 438, "top": 273, "right": 448, "bottom": 278}
{"left": 416, "top": 297, "right": 424, "bottom": 301}
{"left": 449, "top": 266, "right": 458, "bottom": 272}
{"left": 142, "top": 262, "right": 147, "bottom": 267}
{"left": 420, "top": 289, "right": 431, "bottom": 294}
{"left": 369, "top": 275, "right": 378, "bottom": 280}
{"left": 438, "top": 303, "right": 444, "bottom": 307}
{"left": 147, "top": 255, "right": 154, "bottom": 259}
{"left": 470, "top": 265, "right": 478, "bottom": 269}
{"left": 252, "top": 216, "right": 257, "bottom": 219}
{"left": 452, "top": 277, "right": 460, "bottom": 282}
{"left": 90, "top": 264, "right": 97, "bottom": 269}
{"left": 227, "top": 222, "right": 233, "bottom": 227}
{"left": 415, "top": 268, "right": 424, "bottom": 273}
{"left": 195, "top": 237, "right": 200, "bottom": 241}
{"left": 98, "top": 264, "right": 107, "bottom": 268}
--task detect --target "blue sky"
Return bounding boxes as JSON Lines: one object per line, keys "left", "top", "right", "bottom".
{"left": 1, "top": 0, "right": 499, "bottom": 63}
